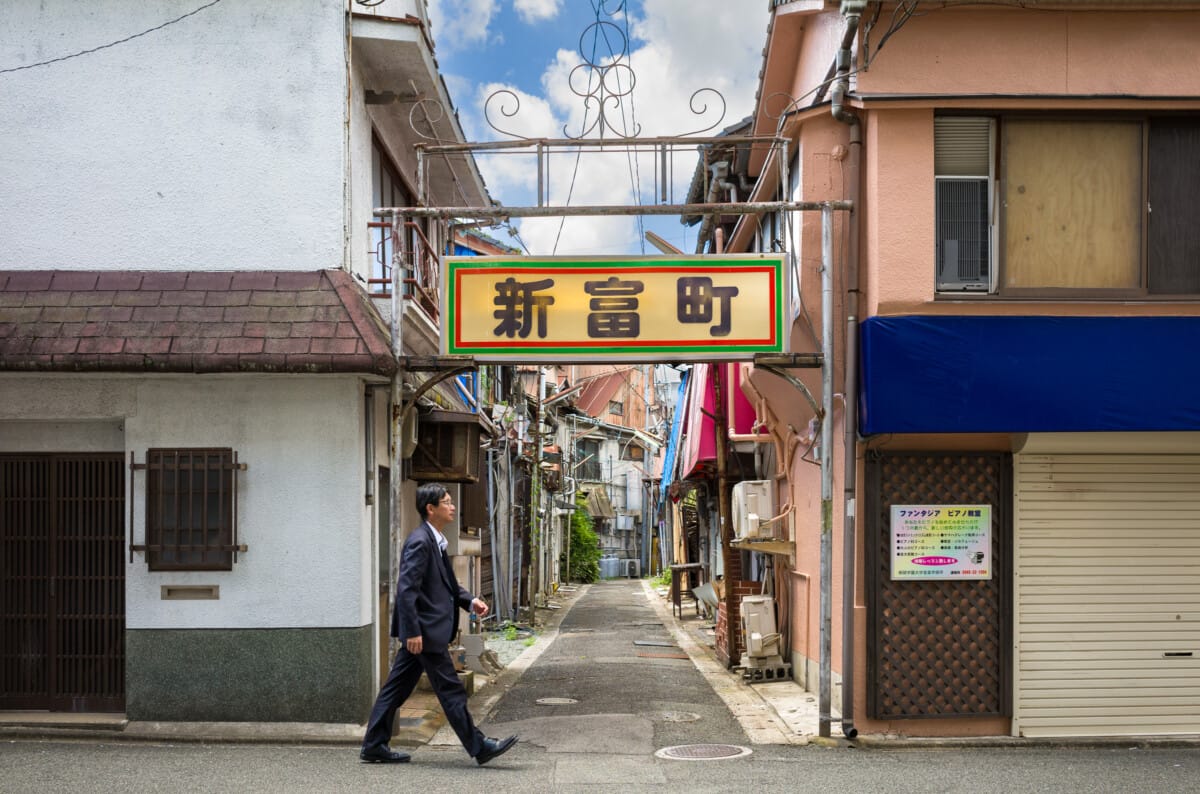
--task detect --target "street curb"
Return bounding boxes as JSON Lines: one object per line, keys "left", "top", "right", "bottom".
{"left": 853, "top": 735, "right": 1200, "bottom": 750}
{"left": 0, "top": 721, "right": 365, "bottom": 746}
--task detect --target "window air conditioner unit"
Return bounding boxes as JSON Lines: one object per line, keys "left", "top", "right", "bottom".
{"left": 935, "top": 116, "right": 993, "bottom": 293}
{"left": 409, "top": 410, "right": 482, "bottom": 483}
{"left": 731, "top": 480, "right": 773, "bottom": 541}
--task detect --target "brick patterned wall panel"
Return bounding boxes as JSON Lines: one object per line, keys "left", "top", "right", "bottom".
{"left": 865, "top": 452, "right": 1011, "bottom": 719}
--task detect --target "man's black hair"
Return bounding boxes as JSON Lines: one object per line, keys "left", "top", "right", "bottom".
{"left": 415, "top": 482, "right": 449, "bottom": 521}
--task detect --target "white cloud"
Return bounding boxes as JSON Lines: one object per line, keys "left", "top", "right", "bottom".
{"left": 453, "top": 0, "right": 769, "bottom": 254}
{"left": 513, "top": 0, "right": 562, "bottom": 25}
{"left": 625, "top": 0, "right": 766, "bottom": 132}
{"left": 428, "top": 0, "right": 500, "bottom": 52}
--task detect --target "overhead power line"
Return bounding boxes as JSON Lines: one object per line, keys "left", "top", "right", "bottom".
{"left": 1, "top": 0, "right": 224, "bottom": 76}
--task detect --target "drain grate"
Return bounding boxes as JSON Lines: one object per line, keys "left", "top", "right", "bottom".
{"left": 536, "top": 697, "right": 578, "bottom": 705}
{"left": 648, "top": 711, "right": 702, "bottom": 723}
{"left": 655, "top": 744, "right": 752, "bottom": 761}
{"left": 635, "top": 649, "right": 689, "bottom": 659}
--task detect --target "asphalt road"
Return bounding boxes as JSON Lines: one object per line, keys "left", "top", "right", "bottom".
{"left": 3, "top": 581, "right": 1199, "bottom": 793}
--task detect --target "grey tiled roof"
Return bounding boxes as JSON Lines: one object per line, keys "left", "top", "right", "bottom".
{"left": 0, "top": 270, "right": 396, "bottom": 375}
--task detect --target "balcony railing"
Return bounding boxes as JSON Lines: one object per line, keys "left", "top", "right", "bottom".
{"left": 368, "top": 219, "right": 440, "bottom": 322}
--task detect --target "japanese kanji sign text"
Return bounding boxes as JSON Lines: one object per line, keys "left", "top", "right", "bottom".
{"left": 443, "top": 256, "right": 785, "bottom": 362}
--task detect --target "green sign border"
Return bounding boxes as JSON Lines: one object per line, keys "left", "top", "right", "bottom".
{"left": 442, "top": 255, "right": 787, "bottom": 362}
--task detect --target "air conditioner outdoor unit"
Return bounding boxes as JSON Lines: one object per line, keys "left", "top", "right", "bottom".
{"left": 731, "top": 480, "right": 773, "bottom": 540}
{"left": 740, "top": 594, "right": 781, "bottom": 660}
{"left": 738, "top": 593, "right": 792, "bottom": 682}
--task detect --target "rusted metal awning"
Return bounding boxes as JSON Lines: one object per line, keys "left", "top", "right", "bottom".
{"left": 586, "top": 487, "right": 616, "bottom": 519}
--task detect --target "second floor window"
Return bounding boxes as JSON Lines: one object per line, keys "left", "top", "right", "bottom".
{"left": 935, "top": 114, "right": 1200, "bottom": 298}
{"left": 371, "top": 136, "right": 429, "bottom": 298}
{"left": 575, "top": 438, "right": 602, "bottom": 481}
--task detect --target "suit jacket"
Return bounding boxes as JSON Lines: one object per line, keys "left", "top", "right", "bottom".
{"left": 391, "top": 521, "right": 473, "bottom": 650}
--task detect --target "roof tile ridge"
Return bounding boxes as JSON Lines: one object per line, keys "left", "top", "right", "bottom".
{"left": 323, "top": 269, "right": 396, "bottom": 373}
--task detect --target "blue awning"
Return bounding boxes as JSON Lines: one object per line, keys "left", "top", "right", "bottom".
{"left": 659, "top": 369, "right": 690, "bottom": 505}
{"left": 859, "top": 315, "right": 1200, "bottom": 434}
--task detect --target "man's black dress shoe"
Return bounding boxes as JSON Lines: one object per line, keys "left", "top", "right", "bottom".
{"left": 475, "top": 735, "right": 518, "bottom": 766}
{"left": 359, "top": 745, "right": 411, "bottom": 763}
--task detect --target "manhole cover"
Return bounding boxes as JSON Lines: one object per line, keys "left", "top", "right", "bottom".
{"left": 648, "top": 711, "right": 702, "bottom": 723}
{"left": 655, "top": 744, "right": 752, "bottom": 761}
{"left": 536, "top": 697, "right": 578, "bottom": 705}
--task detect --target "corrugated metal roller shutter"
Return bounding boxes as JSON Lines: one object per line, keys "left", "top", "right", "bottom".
{"left": 1015, "top": 454, "right": 1200, "bottom": 737}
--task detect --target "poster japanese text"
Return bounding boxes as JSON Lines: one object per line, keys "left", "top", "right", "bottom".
{"left": 890, "top": 505, "right": 992, "bottom": 580}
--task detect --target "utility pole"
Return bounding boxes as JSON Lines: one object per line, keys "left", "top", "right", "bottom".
{"left": 713, "top": 366, "right": 737, "bottom": 668}
{"left": 528, "top": 367, "right": 545, "bottom": 613}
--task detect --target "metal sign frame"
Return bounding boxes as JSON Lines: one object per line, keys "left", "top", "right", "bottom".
{"left": 441, "top": 253, "right": 787, "bottom": 362}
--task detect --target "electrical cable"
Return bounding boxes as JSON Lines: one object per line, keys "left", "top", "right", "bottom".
{"left": 604, "top": 6, "right": 646, "bottom": 254}
{"left": 1, "top": 0, "right": 223, "bottom": 75}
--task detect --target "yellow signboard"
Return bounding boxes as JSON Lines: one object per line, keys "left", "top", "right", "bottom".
{"left": 442, "top": 255, "right": 786, "bottom": 362}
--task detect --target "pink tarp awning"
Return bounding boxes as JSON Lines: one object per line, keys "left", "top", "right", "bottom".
{"left": 678, "top": 363, "right": 761, "bottom": 480}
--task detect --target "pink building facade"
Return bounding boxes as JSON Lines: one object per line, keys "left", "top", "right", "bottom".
{"left": 706, "top": 0, "right": 1200, "bottom": 740}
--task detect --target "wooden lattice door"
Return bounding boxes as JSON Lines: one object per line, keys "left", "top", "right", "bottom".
{"left": 1, "top": 455, "right": 125, "bottom": 712}
{"left": 865, "top": 451, "right": 1012, "bottom": 719}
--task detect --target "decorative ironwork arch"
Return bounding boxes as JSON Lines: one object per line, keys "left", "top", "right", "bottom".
{"left": 468, "top": 0, "right": 728, "bottom": 142}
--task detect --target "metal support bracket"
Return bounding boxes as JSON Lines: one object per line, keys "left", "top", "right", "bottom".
{"left": 753, "top": 352, "right": 822, "bottom": 369}
{"left": 400, "top": 355, "right": 477, "bottom": 372}
{"left": 755, "top": 362, "right": 822, "bottom": 419}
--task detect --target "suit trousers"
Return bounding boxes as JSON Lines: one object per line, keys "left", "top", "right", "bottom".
{"left": 362, "top": 644, "right": 485, "bottom": 757}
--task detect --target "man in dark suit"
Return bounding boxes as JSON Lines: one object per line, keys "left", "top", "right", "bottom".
{"left": 360, "top": 483, "right": 518, "bottom": 765}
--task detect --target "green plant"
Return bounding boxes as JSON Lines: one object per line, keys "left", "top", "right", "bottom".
{"left": 652, "top": 568, "right": 672, "bottom": 588}
{"left": 503, "top": 623, "right": 518, "bottom": 641}
{"left": 523, "top": 636, "right": 536, "bottom": 647}
{"left": 568, "top": 492, "right": 601, "bottom": 583}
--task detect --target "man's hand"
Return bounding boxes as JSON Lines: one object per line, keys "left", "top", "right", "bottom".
{"left": 470, "top": 598, "right": 489, "bottom": 618}
{"left": 406, "top": 636, "right": 423, "bottom": 654}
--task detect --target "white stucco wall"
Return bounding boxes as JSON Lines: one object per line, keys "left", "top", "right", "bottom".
{"left": 0, "top": 373, "right": 372, "bottom": 630}
{"left": 0, "top": 0, "right": 347, "bottom": 271}
{"left": 0, "top": 419, "right": 125, "bottom": 451}
{"left": 348, "top": 61, "right": 375, "bottom": 288}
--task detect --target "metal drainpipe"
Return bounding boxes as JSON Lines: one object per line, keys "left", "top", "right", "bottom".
{"left": 831, "top": 1, "right": 864, "bottom": 741}
{"left": 365, "top": 389, "right": 375, "bottom": 506}
{"left": 696, "top": 160, "right": 732, "bottom": 253}
{"left": 818, "top": 205, "right": 835, "bottom": 738}
{"left": 388, "top": 213, "right": 407, "bottom": 664}
{"left": 486, "top": 446, "right": 501, "bottom": 621}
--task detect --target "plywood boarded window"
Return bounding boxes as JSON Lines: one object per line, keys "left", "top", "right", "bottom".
{"left": 1002, "top": 120, "right": 1142, "bottom": 291}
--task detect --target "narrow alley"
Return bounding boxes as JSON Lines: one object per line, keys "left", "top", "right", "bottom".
{"left": 463, "top": 580, "right": 753, "bottom": 760}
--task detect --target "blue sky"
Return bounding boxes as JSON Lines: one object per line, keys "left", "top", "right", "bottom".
{"left": 426, "top": 0, "right": 770, "bottom": 256}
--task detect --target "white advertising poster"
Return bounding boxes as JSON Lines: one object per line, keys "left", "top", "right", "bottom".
{"left": 890, "top": 505, "right": 992, "bottom": 580}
